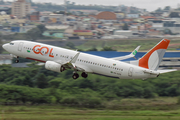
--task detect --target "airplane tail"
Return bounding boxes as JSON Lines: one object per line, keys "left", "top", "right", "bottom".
{"left": 130, "top": 39, "right": 170, "bottom": 70}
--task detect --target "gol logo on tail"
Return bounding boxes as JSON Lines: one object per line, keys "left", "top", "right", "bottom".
{"left": 33, "top": 45, "right": 54, "bottom": 58}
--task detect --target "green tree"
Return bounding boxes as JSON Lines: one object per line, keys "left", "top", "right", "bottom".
{"left": 87, "top": 47, "right": 98, "bottom": 51}
{"left": 155, "top": 7, "right": 162, "bottom": 12}
{"left": 0, "top": 32, "right": 2, "bottom": 39}
{"left": 60, "top": 96, "right": 78, "bottom": 104}
{"left": 48, "top": 78, "right": 63, "bottom": 88}
{"left": 163, "top": 29, "right": 173, "bottom": 35}
{"left": 36, "top": 73, "right": 48, "bottom": 88}
{"left": 26, "top": 28, "right": 41, "bottom": 40}
{"left": 0, "top": 33, "right": 3, "bottom": 53}
{"left": 164, "top": 6, "right": 171, "bottom": 11}
{"left": 101, "top": 46, "right": 114, "bottom": 51}
{"left": 66, "top": 42, "right": 76, "bottom": 49}
{"left": 37, "top": 24, "right": 47, "bottom": 36}
{"left": 77, "top": 79, "right": 94, "bottom": 89}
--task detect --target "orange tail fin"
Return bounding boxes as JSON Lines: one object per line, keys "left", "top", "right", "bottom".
{"left": 138, "top": 39, "right": 170, "bottom": 70}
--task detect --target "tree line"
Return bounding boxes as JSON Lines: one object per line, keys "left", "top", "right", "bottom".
{"left": 0, "top": 63, "right": 180, "bottom": 106}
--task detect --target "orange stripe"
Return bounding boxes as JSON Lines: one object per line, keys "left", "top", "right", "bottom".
{"left": 139, "top": 39, "right": 170, "bottom": 69}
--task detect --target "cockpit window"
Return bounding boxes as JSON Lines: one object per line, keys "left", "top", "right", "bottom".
{"left": 10, "top": 43, "right": 14, "bottom": 45}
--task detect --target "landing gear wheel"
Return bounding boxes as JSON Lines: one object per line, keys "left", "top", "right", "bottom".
{"left": 72, "top": 73, "right": 79, "bottom": 79}
{"left": 81, "top": 72, "right": 88, "bottom": 78}
{"left": 15, "top": 60, "right": 19, "bottom": 63}
{"left": 60, "top": 66, "right": 65, "bottom": 72}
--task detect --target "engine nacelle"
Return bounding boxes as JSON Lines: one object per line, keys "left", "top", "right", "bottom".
{"left": 45, "top": 61, "right": 62, "bottom": 73}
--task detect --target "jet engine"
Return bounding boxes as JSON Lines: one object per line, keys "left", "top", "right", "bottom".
{"left": 45, "top": 61, "right": 62, "bottom": 73}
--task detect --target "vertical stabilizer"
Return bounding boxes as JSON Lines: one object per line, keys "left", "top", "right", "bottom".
{"left": 138, "top": 39, "right": 170, "bottom": 70}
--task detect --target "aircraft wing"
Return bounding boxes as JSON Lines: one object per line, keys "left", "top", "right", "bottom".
{"left": 55, "top": 52, "right": 93, "bottom": 73}
{"left": 111, "top": 46, "right": 140, "bottom": 61}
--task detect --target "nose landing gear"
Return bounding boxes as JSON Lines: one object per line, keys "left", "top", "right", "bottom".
{"left": 15, "top": 56, "right": 19, "bottom": 63}
{"left": 15, "top": 60, "right": 19, "bottom": 63}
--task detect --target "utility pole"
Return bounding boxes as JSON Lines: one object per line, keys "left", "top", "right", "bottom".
{"left": 64, "top": 0, "right": 67, "bottom": 16}
{"left": 64, "top": 0, "right": 67, "bottom": 22}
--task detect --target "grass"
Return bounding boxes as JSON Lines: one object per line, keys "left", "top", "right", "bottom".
{"left": 76, "top": 38, "right": 180, "bottom": 51}
{"left": 1, "top": 107, "right": 180, "bottom": 120}
{"left": 1, "top": 97, "right": 180, "bottom": 120}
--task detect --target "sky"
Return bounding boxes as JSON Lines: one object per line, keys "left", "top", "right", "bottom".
{"left": 6, "top": 0, "right": 180, "bottom": 11}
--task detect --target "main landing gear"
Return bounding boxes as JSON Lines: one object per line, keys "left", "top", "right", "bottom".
{"left": 56, "top": 65, "right": 88, "bottom": 80}
{"left": 81, "top": 72, "right": 88, "bottom": 78}
{"left": 72, "top": 72, "right": 88, "bottom": 79}
{"left": 72, "top": 73, "right": 79, "bottom": 79}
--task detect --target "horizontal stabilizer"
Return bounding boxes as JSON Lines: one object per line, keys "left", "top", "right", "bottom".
{"left": 112, "top": 45, "right": 140, "bottom": 61}
{"left": 157, "top": 69, "right": 177, "bottom": 74}
{"left": 143, "top": 70, "right": 159, "bottom": 75}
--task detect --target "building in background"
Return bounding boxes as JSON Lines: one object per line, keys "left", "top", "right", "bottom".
{"left": 11, "top": 0, "right": 31, "bottom": 18}
{"left": 151, "top": 19, "right": 180, "bottom": 33}
{"left": 73, "top": 30, "right": 93, "bottom": 39}
{"left": 29, "top": 12, "right": 40, "bottom": 21}
{"left": 40, "top": 13, "right": 64, "bottom": 23}
{"left": 96, "top": 11, "right": 117, "bottom": 20}
{"left": 113, "top": 30, "right": 139, "bottom": 38}
{"left": 42, "top": 25, "right": 69, "bottom": 38}
{"left": 20, "top": 25, "right": 36, "bottom": 33}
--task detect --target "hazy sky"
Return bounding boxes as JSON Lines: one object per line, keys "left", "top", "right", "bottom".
{"left": 8, "top": 0, "right": 180, "bottom": 11}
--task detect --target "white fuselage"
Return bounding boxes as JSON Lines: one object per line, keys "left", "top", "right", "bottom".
{"left": 3, "top": 40, "right": 158, "bottom": 79}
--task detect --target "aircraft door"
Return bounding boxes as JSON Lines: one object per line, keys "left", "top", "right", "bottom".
{"left": 18, "top": 42, "right": 24, "bottom": 51}
{"left": 128, "top": 67, "right": 134, "bottom": 77}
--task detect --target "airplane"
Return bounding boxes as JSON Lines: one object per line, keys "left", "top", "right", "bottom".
{"left": 2, "top": 39, "right": 176, "bottom": 80}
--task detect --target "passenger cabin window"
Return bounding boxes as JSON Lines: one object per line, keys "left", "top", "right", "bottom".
{"left": 10, "top": 43, "right": 14, "bottom": 45}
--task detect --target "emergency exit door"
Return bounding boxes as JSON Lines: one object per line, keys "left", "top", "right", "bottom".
{"left": 18, "top": 42, "right": 24, "bottom": 51}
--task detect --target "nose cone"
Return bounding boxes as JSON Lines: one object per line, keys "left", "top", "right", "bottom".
{"left": 2, "top": 43, "right": 9, "bottom": 51}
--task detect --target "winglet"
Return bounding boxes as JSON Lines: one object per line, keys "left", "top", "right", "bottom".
{"left": 70, "top": 52, "right": 80, "bottom": 63}
{"left": 130, "top": 45, "right": 141, "bottom": 56}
